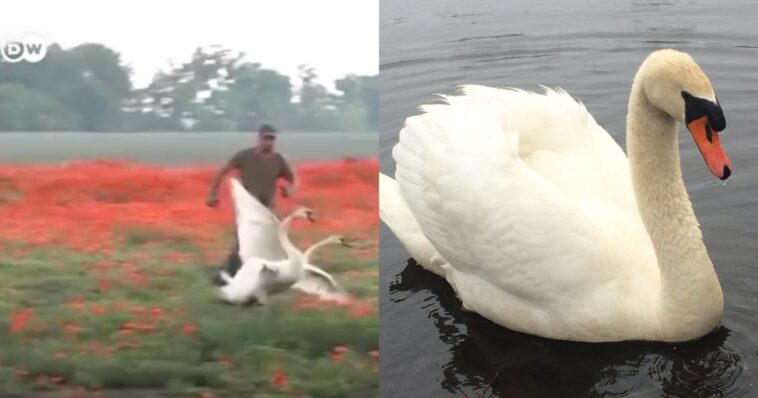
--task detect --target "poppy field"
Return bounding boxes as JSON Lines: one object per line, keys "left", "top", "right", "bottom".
{"left": 0, "top": 159, "right": 379, "bottom": 398}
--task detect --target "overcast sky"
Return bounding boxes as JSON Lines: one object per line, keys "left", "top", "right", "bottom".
{"left": 1, "top": 0, "right": 378, "bottom": 88}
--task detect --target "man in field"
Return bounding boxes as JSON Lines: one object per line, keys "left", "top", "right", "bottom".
{"left": 206, "top": 123, "right": 296, "bottom": 284}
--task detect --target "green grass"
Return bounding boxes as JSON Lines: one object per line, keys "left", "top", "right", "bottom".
{"left": 0, "top": 238, "right": 378, "bottom": 398}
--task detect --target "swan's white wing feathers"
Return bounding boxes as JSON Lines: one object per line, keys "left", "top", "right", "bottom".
{"left": 230, "top": 178, "right": 272, "bottom": 220}
{"left": 393, "top": 91, "right": 654, "bottom": 315}
{"left": 457, "top": 86, "right": 638, "bottom": 213}
{"left": 291, "top": 264, "right": 349, "bottom": 302}
{"left": 379, "top": 173, "right": 448, "bottom": 276}
{"left": 230, "top": 178, "right": 287, "bottom": 261}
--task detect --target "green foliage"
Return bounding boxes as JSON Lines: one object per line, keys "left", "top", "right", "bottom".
{"left": 0, "top": 43, "right": 377, "bottom": 133}
{"left": 335, "top": 74, "right": 378, "bottom": 132}
{"left": 0, "top": 241, "right": 378, "bottom": 397}
{"left": 0, "top": 83, "right": 80, "bottom": 130}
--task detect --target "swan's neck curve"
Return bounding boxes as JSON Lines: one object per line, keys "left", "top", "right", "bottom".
{"left": 626, "top": 78, "right": 723, "bottom": 338}
{"left": 303, "top": 238, "right": 336, "bottom": 263}
{"left": 278, "top": 214, "right": 304, "bottom": 268}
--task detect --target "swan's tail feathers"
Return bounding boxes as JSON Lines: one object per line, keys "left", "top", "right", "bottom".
{"left": 379, "top": 173, "right": 409, "bottom": 227}
{"left": 378, "top": 172, "right": 418, "bottom": 243}
{"left": 378, "top": 173, "right": 447, "bottom": 277}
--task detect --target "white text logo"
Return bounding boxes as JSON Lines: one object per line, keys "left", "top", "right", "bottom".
{"left": 1, "top": 38, "right": 47, "bottom": 63}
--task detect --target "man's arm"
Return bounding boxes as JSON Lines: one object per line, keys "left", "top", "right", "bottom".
{"left": 207, "top": 152, "right": 241, "bottom": 207}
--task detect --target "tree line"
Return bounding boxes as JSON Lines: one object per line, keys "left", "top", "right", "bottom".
{"left": 0, "top": 43, "right": 377, "bottom": 133}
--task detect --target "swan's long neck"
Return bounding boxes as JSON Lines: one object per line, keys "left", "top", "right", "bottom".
{"left": 626, "top": 78, "right": 723, "bottom": 337}
{"left": 303, "top": 238, "right": 335, "bottom": 263}
{"left": 278, "top": 214, "right": 304, "bottom": 266}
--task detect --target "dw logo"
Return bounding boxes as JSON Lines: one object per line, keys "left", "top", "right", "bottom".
{"left": 1, "top": 38, "right": 47, "bottom": 63}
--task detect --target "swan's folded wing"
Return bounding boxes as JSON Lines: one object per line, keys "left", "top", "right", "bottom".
{"left": 291, "top": 264, "right": 349, "bottom": 302}
{"left": 379, "top": 172, "right": 448, "bottom": 276}
{"left": 392, "top": 93, "right": 626, "bottom": 303}
{"left": 457, "top": 86, "right": 638, "bottom": 214}
{"left": 229, "top": 178, "right": 286, "bottom": 261}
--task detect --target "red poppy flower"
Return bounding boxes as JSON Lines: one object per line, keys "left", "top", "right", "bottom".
{"left": 8, "top": 309, "right": 34, "bottom": 334}
{"left": 0, "top": 159, "right": 377, "bottom": 255}
{"left": 331, "top": 345, "right": 350, "bottom": 363}
{"left": 182, "top": 324, "right": 197, "bottom": 336}
{"left": 271, "top": 371, "right": 289, "bottom": 390}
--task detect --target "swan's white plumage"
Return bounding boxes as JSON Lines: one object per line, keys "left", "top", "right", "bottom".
{"left": 388, "top": 86, "right": 665, "bottom": 341}
{"left": 219, "top": 184, "right": 311, "bottom": 305}
{"left": 230, "top": 178, "right": 286, "bottom": 261}
{"left": 218, "top": 207, "right": 309, "bottom": 305}
{"left": 292, "top": 264, "right": 348, "bottom": 303}
{"left": 290, "top": 235, "right": 351, "bottom": 302}
{"left": 221, "top": 182, "right": 350, "bottom": 305}
{"left": 217, "top": 259, "right": 276, "bottom": 305}
{"left": 382, "top": 50, "right": 726, "bottom": 342}
{"left": 379, "top": 173, "right": 447, "bottom": 277}
{"left": 454, "top": 86, "right": 638, "bottom": 214}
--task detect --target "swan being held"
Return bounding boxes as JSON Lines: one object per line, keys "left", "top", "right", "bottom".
{"left": 217, "top": 206, "right": 315, "bottom": 306}
{"left": 209, "top": 177, "right": 287, "bottom": 287}
{"left": 380, "top": 49, "right": 732, "bottom": 342}
{"left": 218, "top": 208, "right": 351, "bottom": 305}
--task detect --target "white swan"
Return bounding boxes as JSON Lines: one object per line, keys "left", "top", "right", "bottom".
{"left": 218, "top": 206, "right": 313, "bottom": 305}
{"left": 291, "top": 234, "right": 353, "bottom": 302}
{"left": 380, "top": 49, "right": 732, "bottom": 342}
{"left": 218, "top": 208, "right": 351, "bottom": 305}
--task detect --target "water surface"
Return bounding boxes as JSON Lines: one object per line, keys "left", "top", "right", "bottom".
{"left": 380, "top": 1, "right": 758, "bottom": 396}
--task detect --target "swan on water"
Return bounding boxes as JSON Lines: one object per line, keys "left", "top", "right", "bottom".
{"left": 380, "top": 49, "right": 732, "bottom": 342}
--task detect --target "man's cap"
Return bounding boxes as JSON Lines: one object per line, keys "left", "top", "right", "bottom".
{"left": 258, "top": 124, "right": 278, "bottom": 134}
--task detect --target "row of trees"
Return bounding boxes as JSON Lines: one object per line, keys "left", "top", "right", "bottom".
{"left": 0, "top": 44, "right": 377, "bottom": 133}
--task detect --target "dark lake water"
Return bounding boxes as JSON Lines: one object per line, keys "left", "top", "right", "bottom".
{"left": 379, "top": 0, "right": 758, "bottom": 397}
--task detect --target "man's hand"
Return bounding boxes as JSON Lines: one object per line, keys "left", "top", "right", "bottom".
{"left": 280, "top": 184, "right": 294, "bottom": 198}
{"left": 206, "top": 193, "right": 220, "bottom": 208}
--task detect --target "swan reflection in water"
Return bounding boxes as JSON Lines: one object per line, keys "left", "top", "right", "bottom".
{"left": 389, "top": 259, "right": 746, "bottom": 397}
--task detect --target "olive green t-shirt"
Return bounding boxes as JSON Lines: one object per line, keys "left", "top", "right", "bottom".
{"left": 227, "top": 148, "right": 294, "bottom": 207}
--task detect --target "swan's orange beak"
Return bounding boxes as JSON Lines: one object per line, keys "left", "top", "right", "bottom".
{"left": 687, "top": 116, "right": 732, "bottom": 180}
